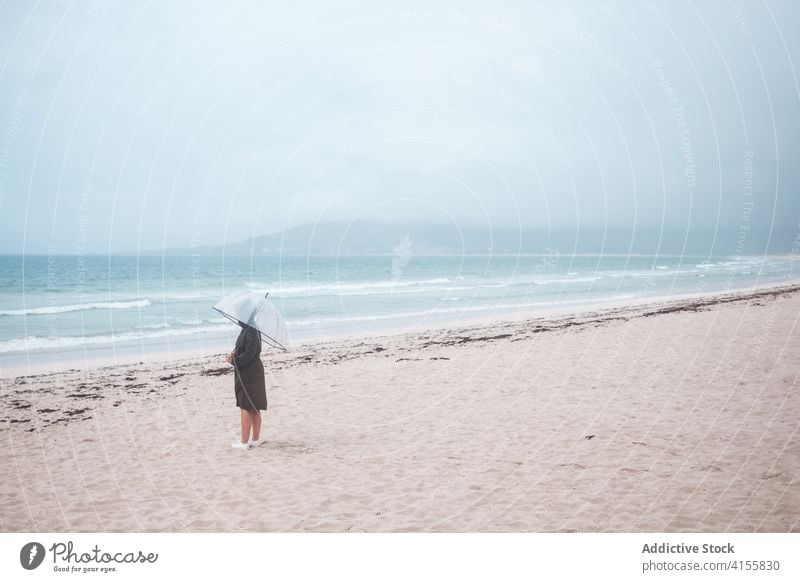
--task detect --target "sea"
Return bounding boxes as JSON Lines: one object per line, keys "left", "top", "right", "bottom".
{"left": 0, "top": 253, "right": 797, "bottom": 372}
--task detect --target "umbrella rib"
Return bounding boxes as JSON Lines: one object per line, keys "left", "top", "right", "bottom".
{"left": 212, "top": 296, "right": 288, "bottom": 351}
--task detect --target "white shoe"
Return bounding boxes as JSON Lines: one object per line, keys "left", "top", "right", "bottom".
{"left": 248, "top": 438, "right": 264, "bottom": 448}
{"left": 232, "top": 441, "right": 250, "bottom": 450}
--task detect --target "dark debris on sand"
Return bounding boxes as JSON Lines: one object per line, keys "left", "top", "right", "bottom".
{"left": 1, "top": 365, "right": 196, "bottom": 432}
{"left": 201, "top": 367, "right": 232, "bottom": 377}
{"left": 3, "top": 283, "right": 798, "bottom": 434}
{"left": 159, "top": 373, "right": 185, "bottom": 381}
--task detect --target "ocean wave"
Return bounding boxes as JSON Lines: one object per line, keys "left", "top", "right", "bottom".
{"left": 628, "top": 269, "right": 697, "bottom": 278}
{"left": 0, "top": 299, "right": 151, "bottom": 317}
{"left": 533, "top": 276, "right": 601, "bottom": 285}
{"left": 315, "top": 284, "right": 476, "bottom": 297}
{"left": 288, "top": 294, "right": 639, "bottom": 327}
{"left": 148, "top": 292, "right": 215, "bottom": 301}
{"left": 245, "top": 277, "right": 454, "bottom": 297}
{"left": 134, "top": 318, "right": 218, "bottom": 330}
{"left": 696, "top": 258, "right": 770, "bottom": 269}
{"left": 134, "top": 323, "right": 171, "bottom": 330}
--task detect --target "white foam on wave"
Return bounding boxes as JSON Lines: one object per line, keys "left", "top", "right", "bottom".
{"left": 628, "top": 269, "right": 695, "bottom": 278}
{"left": 245, "top": 277, "right": 454, "bottom": 297}
{"left": 0, "top": 323, "right": 232, "bottom": 353}
{"left": 136, "top": 318, "right": 218, "bottom": 329}
{"left": 150, "top": 292, "right": 214, "bottom": 301}
{"left": 0, "top": 299, "right": 151, "bottom": 317}
{"left": 134, "top": 323, "right": 170, "bottom": 330}
{"left": 533, "top": 276, "right": 601, "bottom": 285}
{"left": 318, "top": 284, "right": 475, "bottom": 297}
{"left": 288, "top": 294, "right": 638, "bottom": 327}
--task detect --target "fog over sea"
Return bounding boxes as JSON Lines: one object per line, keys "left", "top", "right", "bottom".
{"left": 0, "top": 253, "right": 796, "bottom": 370}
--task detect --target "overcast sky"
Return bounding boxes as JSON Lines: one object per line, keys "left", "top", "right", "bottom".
{"left": 1, "top": 0, "right": 798, "bottom": 254}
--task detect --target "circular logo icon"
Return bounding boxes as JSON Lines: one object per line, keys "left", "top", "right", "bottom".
{"left": 20, "top": 542, "right": 46, "bottom": 570}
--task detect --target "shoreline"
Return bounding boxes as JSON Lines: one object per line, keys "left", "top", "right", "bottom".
{"left": 3, "top": 277, "right": 800, "bottom": 379}
{"left": 2, "top": 278, "right": 798, "bottom": 532}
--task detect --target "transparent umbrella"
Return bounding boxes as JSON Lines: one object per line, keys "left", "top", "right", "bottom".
{"left": 212, "top": 290, "right": 288, "bottom": 351}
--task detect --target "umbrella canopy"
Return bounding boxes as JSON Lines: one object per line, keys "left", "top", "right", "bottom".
{"left": 213, "top": 290, "right": 288, "bottom": 351}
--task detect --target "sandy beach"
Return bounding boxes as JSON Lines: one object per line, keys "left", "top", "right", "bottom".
{"left": 2, "top": 283, "right": 798, "bottom": 533}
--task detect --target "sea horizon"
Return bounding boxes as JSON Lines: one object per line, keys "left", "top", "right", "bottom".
{"left": 1, "top": 252, "right": 797, "bottom": 373}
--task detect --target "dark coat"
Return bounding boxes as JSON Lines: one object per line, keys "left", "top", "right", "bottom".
{"left": 232, "top": 325, "right": 267, "bottom": 410}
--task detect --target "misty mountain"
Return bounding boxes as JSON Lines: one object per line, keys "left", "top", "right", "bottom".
{"left": 147, "top": 221, "right": 791, "bottom": 256}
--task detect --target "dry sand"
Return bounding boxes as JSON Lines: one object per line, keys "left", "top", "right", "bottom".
{"left": 2, "top": 284, "right": 799, "bottom": 532}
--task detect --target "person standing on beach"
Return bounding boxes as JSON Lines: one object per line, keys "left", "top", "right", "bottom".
{"left": 225, "top": 322, "right": 267, "bottom": 449}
